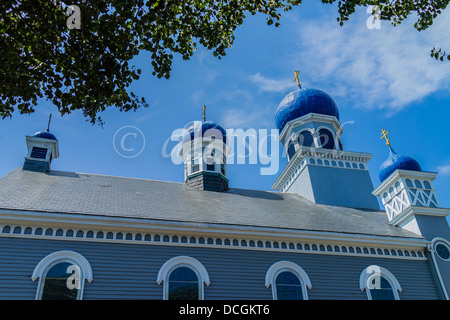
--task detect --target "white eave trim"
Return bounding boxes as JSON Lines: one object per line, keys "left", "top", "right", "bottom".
{"left": 373, "top": 170, "right": 438, "bottom": 196}
{"left": 0, "top": 208, "right": 429, "bottom": 253}
{"left": 279, "top": 113, "right": 343, "bottom": 142}
{"left": 389, "top": 206, "right": 450, "bottom": 227}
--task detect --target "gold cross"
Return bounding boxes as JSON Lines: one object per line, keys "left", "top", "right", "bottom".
{"left": 294, "top": 70, "right": 301, "bottom": 88}
{"left": 202, "top": 105, "right": 206, "bottom": 122}
{"left": 381, "top": 129, "right": 391, "bottom": 146}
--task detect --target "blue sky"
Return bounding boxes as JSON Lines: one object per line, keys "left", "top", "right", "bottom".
{"left": 1, "top": 0, "right": 450, "bottom": 211}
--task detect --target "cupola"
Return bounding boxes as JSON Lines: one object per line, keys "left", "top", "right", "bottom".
{"left": 373, "top": 129, "right": 449, "bottom": 235}
{"left": 180, "top": 106, "right": 230, "bottom": 192}
{"left": 23, "top": 114, "right": 59, "bottom": 173}
{"left": 272, "top": 71, "right": 379, "bottom": 209}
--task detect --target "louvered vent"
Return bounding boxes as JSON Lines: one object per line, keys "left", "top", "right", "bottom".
{"left": 30, "top": 147, "right": 47, "bottom": 159}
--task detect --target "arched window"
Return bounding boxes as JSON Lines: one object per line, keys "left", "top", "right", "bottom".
{"left": 32, "top": 251, "right": 93, "bottom": 300}
{"left": 167, "top": 266, "right": 200, "bottom": 300}
{"left": 287, "top": 141, "right": 296, "bottom": 159}
{"left": 274, "top": 271, "right": 304, "bottom": 300}
{"left": 265, "top": 261, "right": 312, "bottom": 300}
{"left": 318, "top": 128, "right": 335, "bottom": 149}
{"left": 298, "top": 131, "right": 314, "bottom": 148}
{"left": 359, "top": 265, "right": 401, "bottom": 300}
{"left": 157, "top": 256, "right": 210, "bottom": 300}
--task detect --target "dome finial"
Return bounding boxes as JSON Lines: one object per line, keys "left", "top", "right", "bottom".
{"left": 380, "top": 128, "right": 391, "bottom": 147}
{"left": 202, "top": 105, "right": 206, "bottom": 122}
{"left": 294, "top": 70, "right": 302, "bottom": 89}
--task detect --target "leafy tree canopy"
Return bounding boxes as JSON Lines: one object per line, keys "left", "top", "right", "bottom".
{"left": 0, "top": 0, "right": 448, "bottom": 124}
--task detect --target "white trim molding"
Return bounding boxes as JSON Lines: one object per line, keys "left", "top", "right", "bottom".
{"left": 0, "top": 220, "right": 429, "bottom": 261}
{"left": 156, "top": 256, "right": 210, "bottom": 286}
{"left": 359, "top": 265, "right": 402, "bottom": 300}
{"left": 265, "top": 261, "right": 312, "bottom": 300}
{"left": 31, "top": 250, "right": 93, "bottom": 282}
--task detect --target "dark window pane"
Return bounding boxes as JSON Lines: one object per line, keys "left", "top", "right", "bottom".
{"left": 275, "top": 271, "right": 303, "bottom": 300}
{"left": 169, "top": 267, "right": 198, "bottom": 282}
{"left": 436, "top": 243, "right": 450, "bottom": 260}
{"left": 168, "top": 267, "right": 199, "bottom": 300}
{"left": 287, "top": 142, "right": 296, "bottom": 159}
{"left": 276, "top": 271, "right": 301, "bottom": 285}
{"left": 369, "top": 288, "right": 395, "bottom": 300}
{"left": 276, "top": 284, "right": 303, "bottom": 300}
{"left": 41, "top": 262, "right": 79, "bottom": 300}
{"left": 298, "top": 131, "right": 314, "bottom": 148}
{"left": 319, "top": 129, "right": 335, "bottom": 149}
{"left": 369, "top": 276, "right": 395, "bottom": 300}
{"left": 168, "top": 282, "right": 199, "bottom": 300}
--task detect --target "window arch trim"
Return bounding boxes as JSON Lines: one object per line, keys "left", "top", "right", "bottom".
{"left": 157, "top": 256, "right": 210, "bottom": 286}
{"left": 157, "top": 256, "right": 210, "bottom": 300}
{"left": 31, "top": 250, "right": 93, "bottom": 300}
{"left": 31, "top": 250, "right": 93, "bottom": 283}
{"left": 359, "top": 265, "right": 402, "bottom": 300}
{"left": 265, "top": 261, "right": 312, "bottom": 300}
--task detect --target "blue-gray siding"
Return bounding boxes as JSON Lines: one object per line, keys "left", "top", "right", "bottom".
{"left": 0, "top": 237, "right": 441, "bottom": 300}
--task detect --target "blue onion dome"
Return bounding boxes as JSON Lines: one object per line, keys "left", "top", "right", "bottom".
{"left": 379, "top": 146, "right": 422, "bottom": 182}
{"left": 275, "top": 88, "right": 340, "bottom": 132}
{"left": 184, "top": 121, "right": 226, "bottom": 144}
{"left": 32, "top": 130, "right": 57, "bottom": 141}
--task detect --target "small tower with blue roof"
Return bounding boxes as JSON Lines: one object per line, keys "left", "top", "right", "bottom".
{"left": 23, "top": 114, "right": 59, "bottom": 173}
{"left": 180, "top": 107, "right": 230, "bottom": 192}
{"left": 373, "top": 129, "right": 449, "bottom": 232}
{"left": 272, "top": 71, "right": 379, "bottom": 209}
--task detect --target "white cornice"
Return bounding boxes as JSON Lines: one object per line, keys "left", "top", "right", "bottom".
{"left": 272, "top": 148, "right": 373, "bottom": 191}
{"left": 0, "top": 208, "right": 429, "bottom": 259}
{"left": 389, "top": 206, "right": 450, "bottom": 227}
{"left": 279, "top": 113, "right": 342, "bottom": 142}
{"left": 373, "top": 170, "right": 438, "bottom": 196}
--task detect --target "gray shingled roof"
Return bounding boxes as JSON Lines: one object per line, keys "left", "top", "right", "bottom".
{"left": 0, "top": 168, "right": 422, "bottom": 239}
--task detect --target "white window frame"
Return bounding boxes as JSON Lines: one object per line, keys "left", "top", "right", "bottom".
{"left": 265, "top": 261, "right": 312, "bottom": 300}
{"left": 359, "top": 265, "right": 402, "bottom": 300}
{"left": 156, "top": 256, "right": 210, "bottom": 300}
{"left": 31, "top": 250, "right": 93, "bottom": 300}
{"left": 433, "top": 238, "right": 450, "bottom": 261}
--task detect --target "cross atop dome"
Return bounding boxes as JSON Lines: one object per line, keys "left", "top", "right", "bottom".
{"left": 378, "top": 129, "right": 422, "bottom": 182}
{"left": 293, "top": 70, "right": 302, "bottom": 89}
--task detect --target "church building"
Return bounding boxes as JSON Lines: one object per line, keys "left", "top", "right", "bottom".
{"left": 0, "top": 79, "right": 449, "bottom": 300}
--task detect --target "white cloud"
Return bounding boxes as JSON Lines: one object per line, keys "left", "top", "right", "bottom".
{"left": 438, "top": 164, "right": 450, "bottom": 176}
{"left": 288, "top": 7, "right": 450, "bottom": 113}
{"left": 221, "top": 106, "right": 272, "bottom": 129}
{"left": 249, "top": 73, "right": 295, "bottom": 93}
